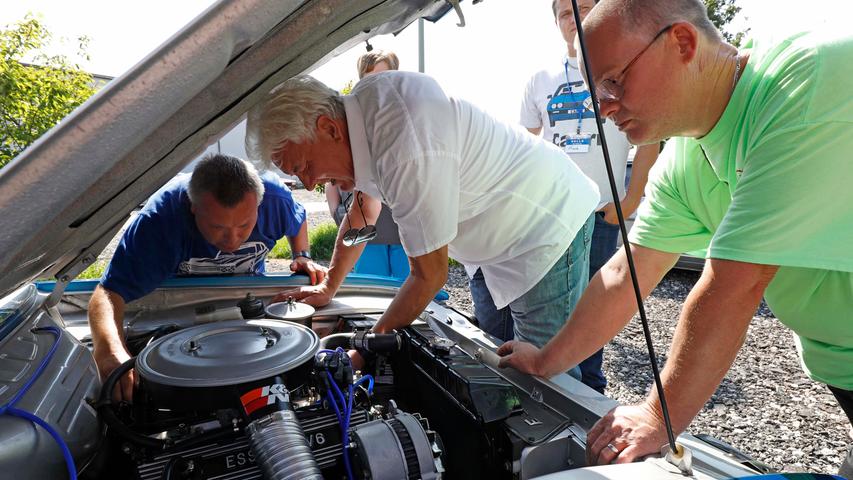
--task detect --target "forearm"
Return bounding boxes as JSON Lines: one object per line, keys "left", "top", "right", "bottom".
{"left": 538, "top": 244, "right": 677, "bottom": 377}
{"left": 372, "top": 246, "right": 448, "bottom": 334}
{"left": 323, "top": 226, "right": 367, "bottom": 292}
{"left": 287, "top": 221, "right": 310, "bottom": 253}
{"left": 88, "top": 286, "right": 127, "bottom": 353}
{"left": 623, "top": 144, "right": 659, "bottom": 209}
{"left": 645, "top": 260, "right": 777, "bottom": 433}
{"left": 372, "top": 271, "right": 441, "bottom": 333}
{"left": 323, "top": 191, "right": 381, "bottom": 293}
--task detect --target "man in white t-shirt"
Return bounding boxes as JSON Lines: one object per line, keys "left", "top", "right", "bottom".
{"left": 245, "top": 72, "right": 599, "bottom": 357}
{"left": 515, "top": 0, "right": 658, "bottom": 393}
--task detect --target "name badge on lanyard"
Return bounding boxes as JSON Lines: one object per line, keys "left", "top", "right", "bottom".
{"left": 562, "top": 58, "right": 592, "bottom": 153}
{"left": 564, "top": 134, "right": 592, "bottom": 153}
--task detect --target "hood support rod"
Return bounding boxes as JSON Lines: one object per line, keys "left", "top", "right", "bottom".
{"left": 571, "top": 0, "right": 689, "bottom": 473}
{"left": 45, "top": 253, "right": 97, "bottom": 309}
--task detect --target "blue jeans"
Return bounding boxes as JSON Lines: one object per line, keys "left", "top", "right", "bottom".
{"left": 353, "top": 244, "right": 410, "bottom": 280}
{"left": 470, "top": 213, "right": 594, "bottom": 380}
{"left": 577, "top": 211, "right": 621, "bottom": 393}
{"left": 470, "top": 268, "right": 514, "bottom": 341}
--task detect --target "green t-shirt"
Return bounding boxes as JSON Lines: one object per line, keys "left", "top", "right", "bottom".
{"left": 628, "top": 30, "right": 853, "bottom": 389}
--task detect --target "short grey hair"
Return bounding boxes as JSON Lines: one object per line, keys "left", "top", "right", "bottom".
{"left": 188, "top": 154, "right": 265, "bottom": 207}
{"left": 589, "top": 0, "right": 721, "bottom": 42}
{"left": 245, "top": 75, "right": 345, "bottom": 170}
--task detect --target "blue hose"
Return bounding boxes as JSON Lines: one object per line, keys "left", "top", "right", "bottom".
{"left": 0, "top": 326, "right": 77, "bottom": 480}
{"left": 342, "top": 382, "right": 355, "bottom": 480}
{"left": 319, "top": 349, "right": 356, "bottom": 480}
{"left": 354, "top": 374, "right": 375, "bottom": 394}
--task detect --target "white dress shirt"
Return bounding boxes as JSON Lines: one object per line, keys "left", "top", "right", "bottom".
{"left": 344, "top": 71, "right": 599, "bottom": 308}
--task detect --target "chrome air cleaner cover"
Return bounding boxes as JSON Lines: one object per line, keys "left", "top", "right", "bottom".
{"left": 136, "top": 319, "right": 319, "bottom": 409}
{"left": 264, "top": 298, "right": 315, "bottom": 327}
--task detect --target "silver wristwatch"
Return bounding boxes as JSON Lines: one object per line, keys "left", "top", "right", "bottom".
{"left": 292, "top": 250, "right": 312, "bottom": 260}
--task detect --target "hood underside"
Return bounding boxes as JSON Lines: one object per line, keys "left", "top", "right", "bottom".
{"left": 0, "top": 0, "right": 456, "bottom": 298}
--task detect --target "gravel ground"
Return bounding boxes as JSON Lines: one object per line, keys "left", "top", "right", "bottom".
{"left": 101, "top": 187, "right": 850, "bottom": 474}
{"left": 445, "top": 264, "right": 850, "bottom": 474}
{"left": 286, "top": 189, "right": 851, "bottom": 474}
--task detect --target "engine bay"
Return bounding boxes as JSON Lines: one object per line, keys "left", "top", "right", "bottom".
{"left": 67, "top": 286, "right": 596, "bottom": 480}
{"left": 0, "top": 282, "right": 766, "bottom": 480}
{"left": 88, "top": 309, "right": 583, "bottom": 480}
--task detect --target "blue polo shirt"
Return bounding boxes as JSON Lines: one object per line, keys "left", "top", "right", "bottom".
{"left": 101, "top": 172, "right": 304, "bottom": 303}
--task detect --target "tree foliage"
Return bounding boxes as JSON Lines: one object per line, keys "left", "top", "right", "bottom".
{"left": 704, "top": 0, "right": 748, "bottom": 46}
{"left": 1, "top": 15, "right": 96, "bottom": 167}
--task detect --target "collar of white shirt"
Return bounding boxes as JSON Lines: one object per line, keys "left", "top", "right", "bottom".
{"left": 342, "top": 95, "right": 381, "bottom": 199}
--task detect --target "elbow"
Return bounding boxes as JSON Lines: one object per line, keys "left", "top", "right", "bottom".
{"left": 411, "top": 266, "right": 447, "bottom": 295}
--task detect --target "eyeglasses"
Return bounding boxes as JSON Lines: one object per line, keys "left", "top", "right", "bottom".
{"left": 585, "top": 25, "right": 672, "bottom": 104}
{"left": 341, "top": 191, "right": 377, "bottom": 246}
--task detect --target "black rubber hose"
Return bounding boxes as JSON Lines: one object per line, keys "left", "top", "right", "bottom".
{"left": 319, "top": 332, "right": 401, "bottom": 353}
{"left": 97, "top": 357, "right": 169, "bottom": 449}
{"left": 97, "top": 357, "right": 236, "bottom": 451}
{"left": 354, "top": 332, "right": 400, "bottom": 353}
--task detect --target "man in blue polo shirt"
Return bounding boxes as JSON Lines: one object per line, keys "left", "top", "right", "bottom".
{"left": 88, "top": 154, "right": 326, "bottom": 402}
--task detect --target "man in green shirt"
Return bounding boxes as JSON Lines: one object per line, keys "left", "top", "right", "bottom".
{"left": 497, "top": 0, "right": 853, "bottom": 473}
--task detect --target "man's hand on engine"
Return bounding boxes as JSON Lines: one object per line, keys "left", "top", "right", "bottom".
{"left": 93, "top": 345, "right": 136, "bottom": 403}
{"left": 272, "top": 282, "right": 333, "bottom": 307}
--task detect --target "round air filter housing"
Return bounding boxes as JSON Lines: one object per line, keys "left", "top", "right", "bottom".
{"left": 265, "top": 298, "right": 315, "bottom": 327}
{"left": 136, "top": 319, "right": 318, "bottom": 410}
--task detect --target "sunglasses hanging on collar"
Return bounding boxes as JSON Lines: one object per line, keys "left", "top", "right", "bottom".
{"left": 341, "top": 191, "right": 377, "bottom": 246}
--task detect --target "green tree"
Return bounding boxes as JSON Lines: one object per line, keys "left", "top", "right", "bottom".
{"left": 1, "top": 15, "right": 96, "bottom": 167}
{"left": 704, "top": 0, "right": 748, "bottom": 46}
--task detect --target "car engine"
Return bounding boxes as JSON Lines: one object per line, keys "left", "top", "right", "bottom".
{"left": 91, "top": 316, "right": 445, "bottom": 480}
{"left": 77, "top": 290, "right": 588, "bottom": 480}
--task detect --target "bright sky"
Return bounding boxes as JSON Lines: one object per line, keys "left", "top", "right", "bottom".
{"left": 2, "top": 0, "right": 851, "bottom": 123}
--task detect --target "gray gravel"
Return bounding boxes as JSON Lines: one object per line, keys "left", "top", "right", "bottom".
{"left": 443, "top": 265, "right": 851, "bottom": 475}
{"left": 289, "top": 188, "right": 850, "bottom": 473}
{"left": 102, "top": 187, "right": 851, "bottom": 474}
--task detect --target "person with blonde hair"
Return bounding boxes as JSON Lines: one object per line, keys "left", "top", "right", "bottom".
{"left": 356, "top": 50, "right": 399, "bottom": 79}
{"left": 324, "top": 49, "right": 411, "bottom": 281}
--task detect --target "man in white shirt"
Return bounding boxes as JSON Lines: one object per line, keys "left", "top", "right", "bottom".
{"left": 512, "top": 0, "right": 658, "bottom": 393}
{"left": 245, "top": 72, "right": 599, "bottom": 354}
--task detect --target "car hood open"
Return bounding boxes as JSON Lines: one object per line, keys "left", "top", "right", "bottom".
{"left": 0, "top": 0, "right": 457, "bottom": 299}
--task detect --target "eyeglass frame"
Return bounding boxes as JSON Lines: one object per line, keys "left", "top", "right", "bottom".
{"left": 583, "top": 24, "right": 673, "bottom": 104}
{"left": 341, "top": 190, "right": 377, "bottom": 247}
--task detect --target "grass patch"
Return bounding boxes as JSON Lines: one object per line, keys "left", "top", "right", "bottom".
{"left": 270, "top": 222, "right": 339, "bottom": 261}
{"left": 77, "top": 260, "right": 107, "bottom": 280}
{"left": 270, "top": 223, "right": 462, "bottom": 266}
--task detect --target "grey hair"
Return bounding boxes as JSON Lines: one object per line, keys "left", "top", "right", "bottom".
{"left": 245, "top": 75, "right": 345, "bottom": 170}
{"left": 188, "top": 153, "right": 265, "bottom": 207}
{"left": 589, "top": 0, "right": 721, "bottom": 41}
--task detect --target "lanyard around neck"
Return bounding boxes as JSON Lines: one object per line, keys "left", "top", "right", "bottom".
{"left": 564, "top": 58, "right": 584, "bottom": 135}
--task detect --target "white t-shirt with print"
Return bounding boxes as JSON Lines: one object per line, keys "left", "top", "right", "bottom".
{"left": 345, "top": 71, "right": 599, "bottom": 309}
{"left": 521, "top": 56, "right": 631, "bottom": 209}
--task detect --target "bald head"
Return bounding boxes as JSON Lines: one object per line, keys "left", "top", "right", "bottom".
{"left": 585, "top": 0, "right": 721, "bottom": 41}
{"left": 579, "top": 0, "right": 740, "bottom": 144}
